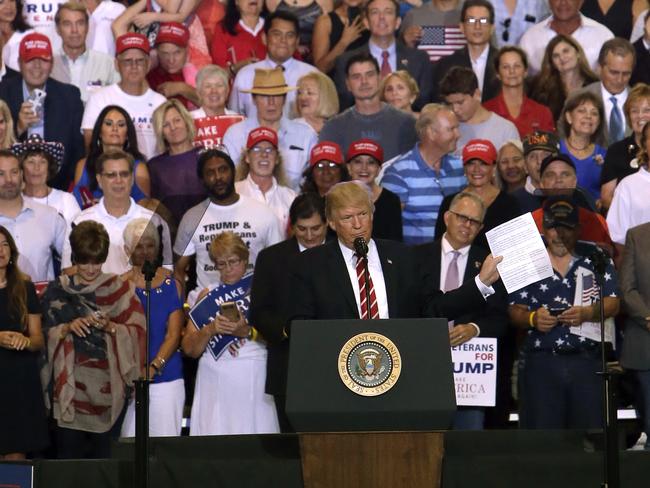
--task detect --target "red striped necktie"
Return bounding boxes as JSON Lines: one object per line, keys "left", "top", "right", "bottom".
{"left": 356, "top": 254, "right": 380, "bottom": 320}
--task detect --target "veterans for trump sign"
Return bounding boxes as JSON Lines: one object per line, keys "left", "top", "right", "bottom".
{"left": 451, "top": 338, "right": 497, "bottom": 406}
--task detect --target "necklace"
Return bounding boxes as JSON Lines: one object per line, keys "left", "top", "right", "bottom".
{"left": 566, "top": 137, "right": 592, "bottom": 153}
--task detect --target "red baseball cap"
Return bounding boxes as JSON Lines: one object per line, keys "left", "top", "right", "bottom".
{"left": 346, "top": 138, "right": 384, "bottom": 164}
{"left": 310, "top": 142, "right": 343, "bottom": 166}
{"left": 116, "top": 33, "right": 150, "bottom": 55}
{"left": 155, "top": 22, "right": 189, "bottom": 47}
{"left": 19, "top": 33, "right": 52, "bottom": 62}
{"left": 462, "top": 139, "right": 497, "bottom": 165}
{"left": 246, "top": 127, "right": 278, "bottom": 148}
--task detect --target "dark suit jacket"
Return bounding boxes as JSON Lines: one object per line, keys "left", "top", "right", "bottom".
{"left": 334, "top": 41, "right": 434, "bottom": 111}
{"left": 0, "top": 75, "right": 84, "bottom": 190}
{"left": 431, "top": 45, "right": 500, "bottom": 103}
{"left": 631, "top": 38, "right": 650, "bottom": 87}
{"left": 414, "top": 240, "right": 508, "bottom": 339}
{"left": 290, "top": 239, "right": 486, "bottom": 322}
{"left": 249, "top": 236, "right": 301, "bottom": 396}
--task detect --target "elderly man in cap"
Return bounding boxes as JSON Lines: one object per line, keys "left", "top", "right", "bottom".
{"left": 51, "top": 2, "right": 119, "bottom": 104}
{"left": 509, "top": 195, "right": 619, "bottom": 429}
{"left": 511, "top": 130, "right": 560, "bottom": 214}
{"left": 146, "top": 22, "right": 199, "bottom": 109}
{"left": 82, "top": 32, "right": 167, "bottom": 159}
{"left": 229, "top": 10, "right": 319, "bottom": 118}
{"left": 0, "top": 32, "right": 84, "bottom": 191}
{"left": 223, "top": 67, "right": 317, "bottom": 191}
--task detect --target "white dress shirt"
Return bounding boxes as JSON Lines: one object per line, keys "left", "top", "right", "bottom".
{"left": 369, "top": 40, "right": 397, "bottom": 72}
{"left": 339, "top": 239, "right": 390, "bottom": 319}
{"left": 235, "top": 174, "right": 297, "bottom": 231}
{"left": 600, "top": 84, "right": 628, "bottom": 135}
{"left": 470, "top": 45, "right": 489, "bottom": 93}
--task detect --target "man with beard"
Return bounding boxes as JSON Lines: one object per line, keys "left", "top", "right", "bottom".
{"left": 174, "top": 149, "right": 284, "bottom": 305}
{"left": 508, "top": 195, "right": 619, "bottom": 429}
{"left": 0, "top": 150, "right": 66, "bottom": 282}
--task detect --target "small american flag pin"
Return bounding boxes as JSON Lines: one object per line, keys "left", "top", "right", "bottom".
{"left": 387, "top": 259, "right": 393, "bottom": 264}
{"left": 474, "top": 261, "right": 481, "bottom": 269}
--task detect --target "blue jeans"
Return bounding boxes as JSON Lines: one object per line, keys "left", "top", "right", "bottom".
{"left": 519, "top": 350, "right": 603, "bottom": 429}
{"left": 637, "top": 369, "right": 650, "bottom": 449}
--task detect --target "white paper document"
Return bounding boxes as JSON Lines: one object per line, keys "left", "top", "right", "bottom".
{"left": 485, "top": 213, "right": 554, "bottom": 294}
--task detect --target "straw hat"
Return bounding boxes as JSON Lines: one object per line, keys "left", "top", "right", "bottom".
{"left": 241, "top": 68, "right": 296, "bottom": 96}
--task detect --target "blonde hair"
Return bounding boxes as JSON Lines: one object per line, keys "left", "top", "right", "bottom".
{"left": 325, "top": 181, "right": 374, "bottom": 221}
{"left": 152, "top": 99, "right": 196, "bottom": 153}
{"left": 415, "top": 103, "right": 448, "bottom": 139}
{"left": 380, "top": 70, "right": 420, "bottom": 104}
{"left": 55, "top": 1, "right": 89, "bottom": 24}
{"left": 0, "top": 100, "right": 16, "bottom": 149}
{"left": 624, "top": 83, "right": 650, "bottom": 127}
{"left": 235, "top": 148, "right": 290, "bottom": 187}
{"left": 209, "top": 231, "right": 250, "bottom": 263}
{"left": 294, "top": 71, "right": 339, "bottom": 119}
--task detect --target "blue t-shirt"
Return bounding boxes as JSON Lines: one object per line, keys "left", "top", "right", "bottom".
{"left": 559, "top": 141, "right": 606, "bottom": 200}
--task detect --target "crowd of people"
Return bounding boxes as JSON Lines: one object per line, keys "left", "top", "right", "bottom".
{"left": 1, "top": 0, "right": 650, "bottom": 461}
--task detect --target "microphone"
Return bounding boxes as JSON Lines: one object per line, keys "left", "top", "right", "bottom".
{"left": 353, "top": 237, "right": 368, "bottom": 257}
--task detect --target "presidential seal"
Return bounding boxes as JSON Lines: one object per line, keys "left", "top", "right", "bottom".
{"left": 338, "top": 333, "right": 402, "bottom": 396}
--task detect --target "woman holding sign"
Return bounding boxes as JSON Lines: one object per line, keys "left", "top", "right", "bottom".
{"left": 182, "top": 231, "right": 279, "bottom": 435}
{"left": 119, "top": 218, "right": 185, "bottom": 437}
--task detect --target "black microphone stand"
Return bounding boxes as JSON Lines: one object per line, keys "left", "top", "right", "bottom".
{"left": 134, "top": 260, "right": 157, "bottom": 488}
{"left": 591, "top": 249, "right": 619, "bottom": 488}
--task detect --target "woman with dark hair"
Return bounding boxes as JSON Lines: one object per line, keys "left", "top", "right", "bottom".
{"left": 529, "top": 34, "right": 599, "bottom": 121}
{"left": 14, "top": 134, "right": 80, "bottom": 225}
{"left": 210, "top": 0, "right": 266, "bottom": 74}
{"left": 0, "top": 0, "right": 33, "bottom": 71}
{"left": 71, "top": 105, "right": 149, "bottom": 209}
{"left": 41, "top": 221, "right": 145, "bottom": 458}
{"left": 559, "top": 90, "right": 606, "bottom": 201}
{"left": 484, "top": 46, "right": 555, "bottom": 137}
{"left": 301, "top": 140, "right": 349, "bottom": 196}
{"left": 0, "top": 225, "right": 48, "bottom": 460}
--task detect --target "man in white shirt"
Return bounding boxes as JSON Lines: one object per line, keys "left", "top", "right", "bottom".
{"left": 519, "top": 0, "right": 613, "bottom": 74}
{"left": 580, "top": 38, "right": 635, "bottom": 147}
{"left": 228, "top": 10, "right": 318, "bottom": 118}
{"left": 81, "top": 0, "right": 125, "bottom": 57}
{"left": 223, "top": 68, "right": 317, "bottom": 191}
{"left": 0, "top": 150, "right": 66, "bottom": 282}
{"left": 439, "top": 65, "right": 519, "bottom": 154}
{"left": 51, "top": 2, "right": 119, "bottom": 103}
{"left": 235, "top": 126, "right": 296, "bottom": 230}
{"left": 174, "top": 149, "right": 284, "bottom": 304}
{"left": 61, "top": 150, "right": 173, "bottom": 273}
{"left": 82, "top": 32, "right": 166, "bottom": 159}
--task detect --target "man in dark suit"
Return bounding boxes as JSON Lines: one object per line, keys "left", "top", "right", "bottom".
{"left": 290, "top": 181, "right": 502, "bottom": 323}
{"left": 430, "top": 0, "right": 500, "bottom": 103}
{"left": 0, "top": 33, "right": 84, "bottom": 190}
{"left": 333, "top": 0, "right": 433, "bottom": 110}
{"left": 631, "top": 12, "right": 650, "bottom": 87}
{"left": 415, "top": 190, "right": 508, "bottom": 429}
{"left": 250, "top": 193, "right": 329, "bottom": 432}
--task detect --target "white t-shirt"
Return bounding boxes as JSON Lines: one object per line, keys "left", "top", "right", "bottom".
{"left": 88, "top": 0, "right": 126, "bottom": 57}
{"left": 82, "top": 84, "right": 167, "bottom": 159}
{"left": 3, "top": 30, "right": 33, "bottom": 71}
{"left": 174, "top": 196, "right": 284, "bottom": 296}
{"left": 23, "top": 188, "right": 81, "bottom": 225}
{"left": 235, "top": 175, "right": 295, "bottom": 232}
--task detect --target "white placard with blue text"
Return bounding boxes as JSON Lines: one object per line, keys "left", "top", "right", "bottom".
{"left": 451, "top": 338, "right": 497, "bottom": 407}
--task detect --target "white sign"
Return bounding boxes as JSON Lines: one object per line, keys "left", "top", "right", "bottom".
{"left": 451, "top": 338, "right": 497, "bottom": 407}
{"left": 486, "top": 212, "right": 554, "bottom": 294}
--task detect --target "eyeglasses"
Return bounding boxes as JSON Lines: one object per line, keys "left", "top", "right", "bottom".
{"left": 118, "top": 58, "right": 147, "bottom": 68}
{"left": 465, "top": 17, "right": 490, "bottom": 26}
{"left": 249, "top": 146, "right": 276, "bottom": 156}
{"left": 101, "top": 170, "right": 132, "bottom": 180}
{"left": 501, "top": 18, "right": 511, "bottom": 42}
{"left": 450, "top": 210, "right": 482, "bottom": 227}
{"left": 314, "top": 161, "right": 340, "bottom": 170}
{"left": 215, "top": 258, "right": 242, "bottom": 270}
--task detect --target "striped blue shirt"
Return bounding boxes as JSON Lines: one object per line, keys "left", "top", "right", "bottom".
{"left": 381, "top": 144, "right": 466, "bottom": 245}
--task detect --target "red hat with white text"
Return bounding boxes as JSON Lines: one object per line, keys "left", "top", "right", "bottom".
{"left": 462, "top": 139, "right": 497, "bottom": 165}
{"left": 155, "top": 22, "right": 190, "bottom": 47}
{"left": 115, "top": 33, "right": 150, "bottom": 55}
{"left": 19, "top": 33, "right": 52, "bottom": 62}
{"left": 310, "top": 142, "right": 343, "bottom": 166}
{"left": 346, "top": 139, "right": 384, "bottom": 164}
{"left": 246, "top": 127, "right": 278, "bottom": 149}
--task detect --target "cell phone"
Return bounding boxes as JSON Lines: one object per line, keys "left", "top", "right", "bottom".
{"left": 27, "top": 88, "right": 46, "bottom": 119}
{"left": 220, "top": 302, "right": 241, "bottom": 322}
{"left": 347, "top": 6, "right": 360, "bottom": 24}
{"left": 548, "top": 308, "right": 567, "bottom": 317}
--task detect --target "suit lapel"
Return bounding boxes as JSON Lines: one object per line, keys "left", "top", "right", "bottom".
{"left": 327, "top": 242, "right": 360, "bottom": 318}
{"left": 463, "top": 245, "right": 483, "bottom": 283}
{"left": 431, "top": 241, "right": 443, "bottom": 290}
{"left": 376, "top": 241, "right": 398, "bottom": 317}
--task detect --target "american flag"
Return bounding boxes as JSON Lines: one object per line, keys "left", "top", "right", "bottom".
{"left": 418, "top": 25, "right": 467, "bottom": 62}
{"left": 582, "top": 274, "right": 600, "bottom": 303}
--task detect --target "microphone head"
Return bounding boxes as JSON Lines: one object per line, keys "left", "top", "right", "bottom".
{"left": 353, "top": 237, "right": 368, "bottom": 257}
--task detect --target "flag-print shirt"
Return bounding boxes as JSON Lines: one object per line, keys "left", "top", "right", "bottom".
{"left": 509, "top": 250, "right": 618, "bottom": 353}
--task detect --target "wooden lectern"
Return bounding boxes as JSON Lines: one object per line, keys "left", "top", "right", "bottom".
{"left": 286, "top": 319, "right": 454, "bottom": 488}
